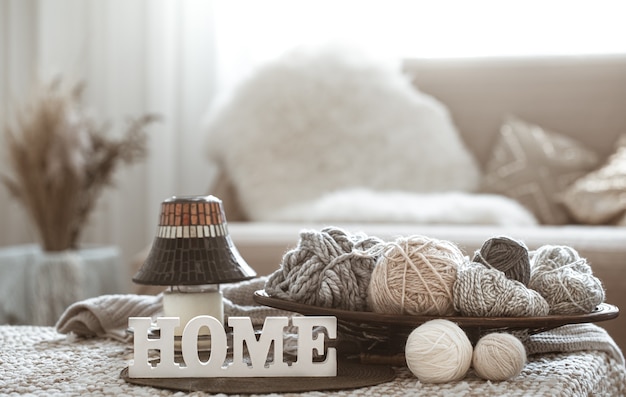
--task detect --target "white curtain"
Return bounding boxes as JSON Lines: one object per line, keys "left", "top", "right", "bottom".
{"left": 0, "top": 0, "right": 218, "bottom": 283}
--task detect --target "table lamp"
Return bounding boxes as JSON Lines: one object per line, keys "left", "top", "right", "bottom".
{"left": 133, "top": 195, "right": 256, "bottom": 335}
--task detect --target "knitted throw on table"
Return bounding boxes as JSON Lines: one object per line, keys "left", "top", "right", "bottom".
{"left": 55, "top": 278, "right": 292, "bottom": 342}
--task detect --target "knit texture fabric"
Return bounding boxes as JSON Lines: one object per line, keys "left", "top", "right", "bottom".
{"left": 55, "top": 293, "right": 163, "bottom": 342}
{"left": 55, "top": 277, "right": 292, "bottom": 341}
{"left": 1, "top": 325, "right": 625, "bottom": 396}
{"left": 525, "top": 322, "right": 624, "bottom": 366}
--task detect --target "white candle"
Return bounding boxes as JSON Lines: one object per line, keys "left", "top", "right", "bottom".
{"left": 163, "top": 285, "right": 223, "bottom": 336}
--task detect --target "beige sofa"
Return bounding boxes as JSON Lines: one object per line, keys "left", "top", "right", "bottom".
{"left": 137, "top": 55, "right": 626, "bottom": 351}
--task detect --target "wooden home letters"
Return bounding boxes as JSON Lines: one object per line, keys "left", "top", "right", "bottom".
{"left": 128, "top": 316, "right": 337, "bottom": 378}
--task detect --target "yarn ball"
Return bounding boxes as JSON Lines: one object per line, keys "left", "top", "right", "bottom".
{"left": 472, "top": 236, "right": 531, "bottom": 286}
{"left": 454, "top": 262, "right": 550, "bottom": 317}
{"left": 368, "top": 235, "right": 464, "bottom": 315}
{"left": 264, "top": 226, "right": 382, "bottom": 311}
{"left": 472, "top": 333, "right": 527, "bottom": 381}
{"left": 405, "top": 319, "right": 473, "bottom": 383}
{"left": 529, "top": 245, "right": 605, "bottom": 315}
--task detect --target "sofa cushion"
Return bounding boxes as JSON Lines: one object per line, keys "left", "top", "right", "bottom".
{"left": 481, "top": 117, "right": 599, "bottom": 224}
{"left": 560, "top": 135, "right": 626, "bottom": 225}
{"left": 204, "top": 46, "right": 481, "bottom": 221}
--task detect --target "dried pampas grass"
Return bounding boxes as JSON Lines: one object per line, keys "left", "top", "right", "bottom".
{"left": 2, "top": 80, "right": 158, "bottom": 251}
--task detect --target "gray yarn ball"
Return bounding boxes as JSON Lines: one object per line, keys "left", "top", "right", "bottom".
{"left": 472, "top": 236, "right": 531, "bottom": 286}
{"left": 264, "top": 226, "right": 383, "bottom": 311}
{"left": 529, "top": 245, "right": 605, "bottom": 315}
{"left": 453, "top": 262, "right": 549, "bottom": 317}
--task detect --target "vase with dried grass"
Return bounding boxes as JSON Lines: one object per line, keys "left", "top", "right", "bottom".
{"left": 1, "top": 80, "right": 158, "bottom": 325}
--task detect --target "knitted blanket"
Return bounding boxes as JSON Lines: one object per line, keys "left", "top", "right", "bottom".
{"left": 55, "top": 278, "right": 293, "bottom": 342}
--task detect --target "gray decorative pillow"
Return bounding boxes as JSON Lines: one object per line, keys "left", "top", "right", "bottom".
{"left": 482, "top": 117, "right": 599, "bottom": 224}
{"left": 560, "top": 136, "right": 626, "bottom": 225}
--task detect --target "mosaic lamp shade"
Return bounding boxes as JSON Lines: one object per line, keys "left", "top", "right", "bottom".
{"left": 133, "top": 195, "right": 256, "bottom": 286}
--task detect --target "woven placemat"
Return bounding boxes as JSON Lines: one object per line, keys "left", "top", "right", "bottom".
{"left": 121, "top": 360, "right": 396, "bottom": 394}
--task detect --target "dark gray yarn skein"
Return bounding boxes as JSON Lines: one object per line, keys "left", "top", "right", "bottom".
{"left": 472, "top": 236, "right": 531, "bottom": 286}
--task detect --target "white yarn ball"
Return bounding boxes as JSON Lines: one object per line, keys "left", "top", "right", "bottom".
{"left": 472, "top": 333, "right": 527, "bottom": 381}
{"left": 404, "top": 319, "right": 472, "bottom": 383}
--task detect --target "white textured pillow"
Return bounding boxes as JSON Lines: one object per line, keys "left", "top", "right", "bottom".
{"left": 265, "top": 189, "right": 538, "bottom": 226}
{"left": 205, "top": 47, "right": 481, "bottom": 221}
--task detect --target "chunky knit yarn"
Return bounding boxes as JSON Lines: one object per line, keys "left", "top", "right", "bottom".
{"left": 265, "top": 227, "right": 383, "bottom": 311}
{"left": 454, "top": 262, "right": 550, "bottom": 317}
{"left": 530, "top": 245, "right": 605, "bottom": 314}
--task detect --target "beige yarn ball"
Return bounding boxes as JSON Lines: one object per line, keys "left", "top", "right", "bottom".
{"left": 405, "top": 319, "right": 473, "bottom": 383}
{"left": 472, "top": 333, "right": 526, "bottom": 381}
{"left": 368, "top": 235, "right": 464, "bottom": 315}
